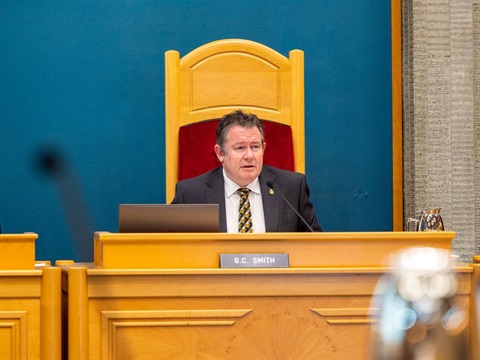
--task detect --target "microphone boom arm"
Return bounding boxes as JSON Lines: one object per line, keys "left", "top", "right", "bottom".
{"left": 266, "top": 181, "right": 315, "bottom": 232}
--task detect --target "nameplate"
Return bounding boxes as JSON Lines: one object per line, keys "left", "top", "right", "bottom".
{"left": 220, "top": 253, "right": 289, "bottom": 268}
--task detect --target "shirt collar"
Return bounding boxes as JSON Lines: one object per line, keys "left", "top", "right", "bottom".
{"left": 223, "top": 168, "right": 261, "bottom": 198}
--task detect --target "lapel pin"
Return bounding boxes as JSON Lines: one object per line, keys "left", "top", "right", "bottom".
{"left": 269, "top": 188, "right": 274, "bottom": 195}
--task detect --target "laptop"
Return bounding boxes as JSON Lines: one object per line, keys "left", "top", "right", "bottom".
{"left": 119, "top": 204, "right": 220, "bottom": 233}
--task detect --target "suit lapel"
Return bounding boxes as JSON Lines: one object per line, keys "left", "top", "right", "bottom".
{"left": 204, "top": 168, "right": 227, "bottom": 232}
{"left": 259, "top": 167, "right": 279, "bottom": 232}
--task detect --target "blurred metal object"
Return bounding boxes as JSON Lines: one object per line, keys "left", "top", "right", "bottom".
{"left": 406, "top": 217, "right": 419, "bottom": 232}
{"left": 417, "top": 208, "right": 444, "bottom": 231}
{"left": 406, "top": 208, "right": 444, "bottom": 232}
{"left": 370, "top": 247, "right": 469, "bottom": 359}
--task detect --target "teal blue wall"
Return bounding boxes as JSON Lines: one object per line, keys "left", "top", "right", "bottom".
{"left": 1, "top": 0, "right": 392, "bottom": 262}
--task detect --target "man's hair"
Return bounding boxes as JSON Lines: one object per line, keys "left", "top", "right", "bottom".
{"left": 216, "top": 110, "right": 265, "bottom": 152}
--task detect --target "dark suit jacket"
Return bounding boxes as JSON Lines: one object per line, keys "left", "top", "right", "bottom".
{"left": 171, "top": 165, "right": 322, "bottom": 232}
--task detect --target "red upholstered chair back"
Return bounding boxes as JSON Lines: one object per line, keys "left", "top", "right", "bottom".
{"left": 178, "top": 120, "right": 294, "bottom": 181}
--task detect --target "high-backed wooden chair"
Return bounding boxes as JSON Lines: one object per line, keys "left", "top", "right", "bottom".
{"left": 165, "top": 39, "right": 305, "bottom": 202}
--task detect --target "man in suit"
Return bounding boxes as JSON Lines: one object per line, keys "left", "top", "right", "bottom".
{"left": 171, "top": 110, "right": 322, "bottom": 232}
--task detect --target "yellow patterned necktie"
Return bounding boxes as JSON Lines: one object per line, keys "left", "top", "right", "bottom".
{"left": 237, "top": 188, "right": 253, "bottom": 233}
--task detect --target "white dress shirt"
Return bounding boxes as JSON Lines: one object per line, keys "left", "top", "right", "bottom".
{"left": 223, "top": 169, "right": 266, "bottom": 233}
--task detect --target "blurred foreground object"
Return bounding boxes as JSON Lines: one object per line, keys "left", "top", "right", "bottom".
{"left": 34, "top": 144, "right": 94, "bottom": 261}
{"left": 371, "top": 247, "right": 469, "bottom": 359}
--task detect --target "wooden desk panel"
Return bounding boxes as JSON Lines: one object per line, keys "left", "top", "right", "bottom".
{"left": 470, "top": 256, "right": 480, "bottom": 359}
{"left": 0, "top": 267, "right": 61, "bottom": 360}
{"left": 0, "top": 234, "right": 61, "bottom": 359}
{"left": 94, "top": 231, "right": 457, "bottom": 269}
{"left": 62, "top": 265, "right": 473, "bottom": 360}
{"left": 0, "top": 234, "right": 37, "bottom": 270}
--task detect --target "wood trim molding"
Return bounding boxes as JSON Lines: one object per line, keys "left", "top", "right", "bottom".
{"left": 311, "top": 307, "right": 378, "bottom": 325}
{"left": 392, "top": 0, "right": 403, "bottom": 230}
{"left": 101, "top": 309, "right": 253, "bottom": 359}
{"left": 0, "top": 311, "right": 27, "bottom": 359}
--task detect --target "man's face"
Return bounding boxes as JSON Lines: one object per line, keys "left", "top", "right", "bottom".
{"left": 214, "top": 125, "right": 266, "bottom": 187}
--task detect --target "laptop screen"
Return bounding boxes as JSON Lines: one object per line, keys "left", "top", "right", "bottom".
{"left": 119, "top": 204, "right": 219, "bottom": 233}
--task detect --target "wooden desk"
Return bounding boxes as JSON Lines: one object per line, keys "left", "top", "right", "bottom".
{"left": 93, "top": 231, "right": 457, "bottom": 269}
{"left": 0, "top": 234, "right": 61, "bottom": 359}
{"left": 61, "top": 232, "right": 474, "bottom": 359}
{"left": 470, "top": 256, "right": 480, "bottom": 359}
{"left": 0, "top": 233, "right": 36, "bottom": 270}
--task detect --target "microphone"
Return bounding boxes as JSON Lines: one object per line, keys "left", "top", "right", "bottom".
{"left": 266, "top": 180, "right": 315, "bottom": 232}
{"left": 36, "top": 145, "right": 95, "bottom": 261}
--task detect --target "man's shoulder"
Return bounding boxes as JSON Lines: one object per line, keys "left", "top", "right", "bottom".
{"left": 263, "top": 165, "right": 305, "bottom": 180}
{"left": 178, "top": 166, "right": 223, "bottom": 185}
